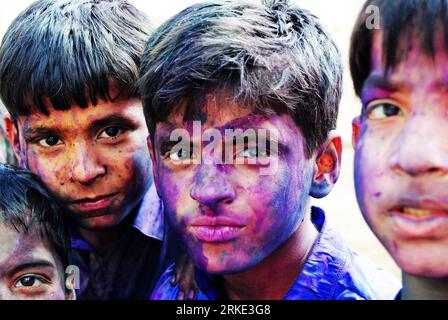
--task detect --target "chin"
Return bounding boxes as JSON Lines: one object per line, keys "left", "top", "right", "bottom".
{"left": 77, "top": 214, "right": 124, "bottom": 230}
{"left": 203, "top": 263, "right": 244, "bottom": 275}
{"left": 203, "top": 261, "right": 235, "bottom": 274}
{"left": 200, "top": 255, "right": 256, "bottom": 275}
{"left": 390, "top": 243, "right": 448, "bottom": 278}
{"left": 397, "top": 257, "right": 448, "bottom": 278}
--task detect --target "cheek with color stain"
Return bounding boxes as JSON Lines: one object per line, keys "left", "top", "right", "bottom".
{"left": 165, "top": 162, "right": 308, "bottom": 274}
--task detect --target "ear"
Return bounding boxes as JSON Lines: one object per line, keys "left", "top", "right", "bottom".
{"left": 309, "top": 131, "right": 342, "bottom": 199}
{"left": 4, "top": 115, "right": 24, "bottom": 164}
{"left": 352, "top": 116, "right": 361, "bottom": 149}
{"left": 147, "top": 135, "right": 161, "bottom": 196}
{"left": 65, "top": 273, "right": 77, "bottom": 301}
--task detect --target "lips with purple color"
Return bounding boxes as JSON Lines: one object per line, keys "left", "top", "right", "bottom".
{"left": 188, "top": 216, "right": 247, "bottom": 243}
{"left": 68, "top": 192, "right": 119, "bottom": 216}
{"left": 386, "top": 199, "right": 448, "bottom": 239}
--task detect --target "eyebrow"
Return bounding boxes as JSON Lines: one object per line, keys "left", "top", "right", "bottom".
{"left": 158, "top": 138, "right": 191, "bottom": 155}
{"left": 24, "top": 114, "right": 138, "bottom": 140}
{"left": 218, "top": 114, "right": 269, "bottom": 131}
{"left": 88, "top": 114, "right": 139, "bottom": 131}
{"left": 4, "top": 260, "right": 55, "bottom": 278}
{"left": 157, "top": 117, "right": 288, "bottom": 154}
{"left": 362, "top": 74, "right": 408, "bottom": 92}
{"left": 156, "top": 124, "right": 186, "bottom": 151}
{"left": 24, "top": 127, "right": 61, "bottom": 140}
{"left": 158, "top": 113, "right": 269, "bottom": 133}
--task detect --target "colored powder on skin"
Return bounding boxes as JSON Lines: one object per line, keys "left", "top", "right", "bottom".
{"left": 220, "top": 250, "right": 228, "bottom": 263}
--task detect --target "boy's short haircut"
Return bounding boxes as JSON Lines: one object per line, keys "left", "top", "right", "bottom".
{"left": 0, "top": 0, "right": 152, "bottom": 121}
{"left": 350, "top": 0, "right": 448, "bottom": 96}
{"left": 0, "top": 164, "right": 70, "bottom": 269}
{"left": 139, "top": 0, "right": 343, "bottom": 156}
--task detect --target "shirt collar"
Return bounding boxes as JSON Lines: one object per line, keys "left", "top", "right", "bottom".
{"left": 132, "top": 182, "right": 164, "bottom": 241}
{"left": 70, "top": 183, "right": 165, "bottom": 250}
{"left": 284, "top": 206, "right": 346, "bottom": 299}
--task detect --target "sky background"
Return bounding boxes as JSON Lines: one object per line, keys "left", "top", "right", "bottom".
{"left": 0, "top": 0, "right": 401, "bottom": 280}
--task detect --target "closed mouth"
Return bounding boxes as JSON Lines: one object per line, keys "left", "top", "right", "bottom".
{"left": 69, "top": 192, "right": 119, "bottom": 214}
{"left": 70, "top": 193, "right": 119, "bottom": 204}
{"left": 189, "top": 225, "right": 245, "bottom": 243}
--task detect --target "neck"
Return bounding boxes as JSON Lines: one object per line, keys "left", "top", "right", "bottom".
{"left": 402, "top": 273, "right": 448, "bottom": 300}
{"left": 223, "top": 212, "right": 318, "bottom": 300}
{"left": 76, "top": 208, "right": 138, "bottom": 256}
{"left": 77, "top": 227, "right": 122, "bottom": 256}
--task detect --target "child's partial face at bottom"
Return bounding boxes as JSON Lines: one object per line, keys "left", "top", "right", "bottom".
{"left": 0, "top": 224, "right": 71, "bottom": 300}
{"left": 353, "top": 31, "right": 448, "bottom": 277}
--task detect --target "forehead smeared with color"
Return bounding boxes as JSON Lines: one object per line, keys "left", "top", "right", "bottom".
{"left": 140, "top": 0, "right": 342, "bottom": 157}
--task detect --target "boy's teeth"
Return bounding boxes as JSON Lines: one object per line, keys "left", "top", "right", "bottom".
{"left": 403, "top": 208, "right": 432, "bottom": 217}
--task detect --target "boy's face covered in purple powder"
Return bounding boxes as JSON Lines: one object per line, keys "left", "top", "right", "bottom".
{"left": 354, "top": 31, "right": 448, "bottom": 277}
{"left": 150, "top": 91, "right": 317, "bottom": 274}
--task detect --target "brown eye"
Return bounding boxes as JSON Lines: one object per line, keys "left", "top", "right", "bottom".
{"left": 99, "top": 126, "right": 122, "bottom": 138}
{"left": 20, "top": 276, "right": 36, "bottom": 287}
{"left": 14, "top": 275, "right": 46, "bottom": 288}
{"left": 367, "top": 103, "right": 402, "bottom": 120}
{"left": 38, "top": 136, "right": 63, "bottom": 147}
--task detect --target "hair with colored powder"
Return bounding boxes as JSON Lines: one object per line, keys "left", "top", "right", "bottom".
{"left": 0, "top": 164, "right": 70, "bottom": 269}
{"left": 139, "top": 0, "right": 343, "bottom": 157}
{"left": 0, "top": 0, "right": 152, "bottom": 121}
{"left": 350, "top": 0, "right": 448, "bottom": 96}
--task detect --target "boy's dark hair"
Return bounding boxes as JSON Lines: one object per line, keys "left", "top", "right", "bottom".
{"left": 139, "top": 0, "right": 342, "bottom": 156}
{"left": 0, "top": 0, "right": 152, "bottom": 121}
{"left": 350, "top": 0, "right": 448, "bottom": 96}
{"left": 0, "top": 164, "right": 70, "bottom": 269}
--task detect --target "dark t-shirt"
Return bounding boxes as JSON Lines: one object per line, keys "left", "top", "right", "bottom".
{"left": 70, "top": 227, "right": 162, "bottom": 300}
{"left": 69, "top": 184, "right": 165, "bottom": 300}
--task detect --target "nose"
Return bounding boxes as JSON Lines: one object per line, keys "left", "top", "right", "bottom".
{"left": 69, "top": 143, "right": 106, "bottom": 185}
{"left": 190, "top": 164, "right": 236, "bottom": 209}
{"left": 389, "top": 115, "right": 448, "bottom": 177}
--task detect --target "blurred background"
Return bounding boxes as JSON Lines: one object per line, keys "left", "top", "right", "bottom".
{"left": 0, "top": 0, "right": 401, "bottom": 281}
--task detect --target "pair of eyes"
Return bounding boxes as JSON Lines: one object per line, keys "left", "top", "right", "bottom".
{"left": 167, "top": 145, "right": 271, "bottom": 162}
{"left": 366, "top": 101, "right": 402, "bottom": 120}
{"left": 37, "top": 126, "right": 123, "bottom": 148}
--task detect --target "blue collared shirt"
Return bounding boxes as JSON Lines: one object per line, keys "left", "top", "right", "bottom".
{"left": 151, "top": 207, "right": 401, "bottom": 300}
{"left": 70, "top": 183, "right": 165, "bottom": 300}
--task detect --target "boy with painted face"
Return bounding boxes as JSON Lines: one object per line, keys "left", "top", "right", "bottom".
{"left": 0, "top": 164, "right": 75, "bottom": 300}
{"left": 141, "top": 0, "right": 399, "bottom": 300}
{"left": 351, "top": 0, "right": 448, "bottom": 300}
{"left": 0, "top": 0, "right": 164, "bottom": 299}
